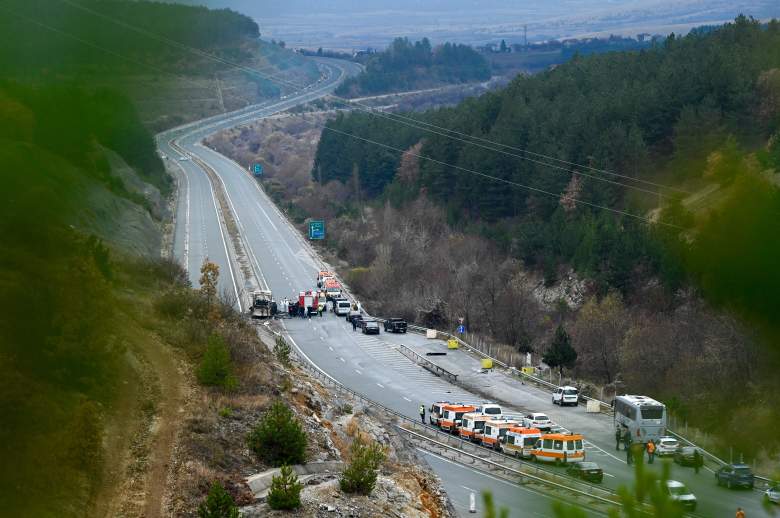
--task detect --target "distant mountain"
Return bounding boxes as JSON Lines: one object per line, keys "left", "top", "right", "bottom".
{"left": 174, "top": 0, "right": 780, "bottom": 48}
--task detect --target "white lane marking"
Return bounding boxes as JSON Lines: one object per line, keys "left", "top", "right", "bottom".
{"left": 585, "top": 441, "right": 624, "bottom": 463}
{"left": 461, "top": 485, "right": 477, "bottom": 493}
{"left": 339, "top": 357, "right": 346, "bottom": 363}
{"left": 603, "top": 473, "right": 616, "bottom": 478}
{"left": 355, "top": 369, "right": 362, "bottom": 375}
{"left": 319, "top": 336, "right": 324, "bottom": 341}
{"left": 376, "top": 383, "right": 384, "bottom": 388}
{"left": 328, "top": 346, "right": 333, "bottom": 351}
{"left": 202, "top": 164, "right": 242, "bottom": 311}
{"left": 403, "top": 396, "right": 412, "bottom": 402}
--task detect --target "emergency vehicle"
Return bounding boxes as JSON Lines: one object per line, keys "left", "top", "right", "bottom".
{"left": 439, "top": 404, "right": 477, "bottom": 434}
{"left": 298, "top": 290, "right": 319, "bottom": 316}
{"left": 317, "top": 271, "right": 334, "bottom": 287}
{"left": 429, "top": 401, "right": 449, "bottom": 427}
{"left": 502, "top": 427, "right": 542, "bottom": 459}
{"left": 481, "top": 419, "right": 519, "bottom": 450}
{"left": 459, "top": 413, "right": 489, "bottom": 443}
{"left": 530, "top": 433, "right": 585, "bottom": 464}
{"left": 323, "top": 278, "right": 342, "bottom": 300}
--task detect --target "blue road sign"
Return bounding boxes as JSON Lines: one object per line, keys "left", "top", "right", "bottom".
{"left": 309, "top": 220, "right": 325, "bottom": 240}
{"left": 457, "top": 325, "right": 466, "bottom": 334}
{"left": 253, "top": 163, "right": 263, "bottom": 176}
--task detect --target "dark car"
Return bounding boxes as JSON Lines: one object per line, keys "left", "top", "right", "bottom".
{"left": 383, "top": 318, "right": 407, "bottom": 333}
{"left": 715, "top": 464, "right": 754, "bottom": 489}
{"left": 673, "top": 446, "right": 704, "bottom": 467}
{"left": 360, "top": 319, "right": 380, "bottom": 335}
{"left": 565, "top": 461, "right": 603, "bottom": 483}
{"left": 347, "top": 311, "right": 362, "bottom": 324}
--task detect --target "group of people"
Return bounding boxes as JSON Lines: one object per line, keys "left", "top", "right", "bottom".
{"left": 614, "top": 427, "right": 701, "bottom": 471}
{"left": 282, "top": 298, "right": 323, "bottom": 318}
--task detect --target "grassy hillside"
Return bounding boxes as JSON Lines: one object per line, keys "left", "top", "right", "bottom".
{"left": 0, "top": 0, "right": 318, "bottom": 130}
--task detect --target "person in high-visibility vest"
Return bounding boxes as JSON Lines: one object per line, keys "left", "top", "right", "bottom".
{"left": 736, "top": 507, "right": 745, "bottom": 518}
{"left": 419, "top": 404, "right": 426, "bottom": 424}
{"left": 646, "top": 439, "right": 656, "bottom": 464}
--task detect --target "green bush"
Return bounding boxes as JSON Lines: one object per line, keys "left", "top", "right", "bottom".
{"left": 267, "top": 465, "right": 303, "bottom": 510}
{"left": 247, "top": 400, "right": 307, "bottom": 466}
{"left": 339, "top": 437, "right": 386, "bottom": 495}
{"left": 273, "top": 335, "right": 291, "bottom": 366}
{"left": 197, "top": 481, "right": 238, "bottom": 518}
{"left": 197, "top": 334, "right": 238, "bottom": 391}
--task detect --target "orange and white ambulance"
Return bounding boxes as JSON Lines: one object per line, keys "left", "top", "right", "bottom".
{"left": 501, "top": 427, "right": 542, "bottom": 459}
{"left": 529, "top": 433, "right": 585, "bottom": 464}
{"left": 439, "top": 404, "right": 477, "bottom": 434}
{"left": 480, "top": 419, "right": 519, "bottom": 450}
{"left": 459, "top": 412, "right": 490, "bottom": 443}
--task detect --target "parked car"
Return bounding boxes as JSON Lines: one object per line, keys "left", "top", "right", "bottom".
{"left": 522, "top": 413, "right": 553, "bottom": 432}
{"left": 673, "top": 446, "right": 704, "bottom": 468}
{"left": 552, "top": 386, "right": 579, "bottom": 406}
{"left": 360, "top": 319, "right": 380, "bottom": 335}
{"left": 715, "top": 464, "right": 755, "bottom": 489}
{"left": 765, "top": 485, "right": 780, "bottom": 505}
{"left": 383, "top": 318, "right": 407, "bottom": 333}
{"left": 661, "top": 480, "right": 697, "bottom": 511}
{"left": 565, "top": 461, "right": 603, "bottom": 483}
{"left": 656, "top": 436, "right": 679, "bottom": 456}
{"left": 347, "top": 311, "right": 362, "bottom": 324}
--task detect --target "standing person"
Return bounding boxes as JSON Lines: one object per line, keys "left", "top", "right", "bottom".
{"left": 419, "top": 404, "right": 426, "bottom": 424}
{"left": 626, "top": 435, "right": 634, "bottom": 465}
{"left": 736, "top": 507, "right": 745, "bottom": 518}
{"left": 693, "top": 448, "right": 702, "bottom": 474}
{"left": 647, "top": 440, "right": 656, "bottom": 464}
{"left": 615, "top": 428, "right": 622, "bottom": 451}
{"left": 352, "top": 317, "right": 357, "bottom": 332}
{"left": 318, "top": 306, "right": 323, "bottom": 318}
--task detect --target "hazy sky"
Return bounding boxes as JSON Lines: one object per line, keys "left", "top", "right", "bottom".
{"left": 182, "top": 0, "right": 780, "bottom": 49}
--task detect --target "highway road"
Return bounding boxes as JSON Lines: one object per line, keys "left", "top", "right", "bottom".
{"left": 162, "top": 56, "right": 770, "bottom": 517}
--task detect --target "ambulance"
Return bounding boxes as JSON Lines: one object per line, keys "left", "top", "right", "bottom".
{"left": 459, "top": 412, "right": 490, "bottom": 443}
{"left": 439, "top": 404, "right": 477, "bottom": 434}
{"left": 529, "top": 433, "right": 585, "bottom": 464}
{"left": 480, "top": 419, "right": 519, "bottom": 450}
{"left": 501, "top": 427, "right": 542, "bottom": 459}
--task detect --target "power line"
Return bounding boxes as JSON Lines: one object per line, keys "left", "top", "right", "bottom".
{"left": 54, "top": 0, "right": 688, "bottom": 199}
{"left": 33, "top": 0, "right": 680, "bottom": 227}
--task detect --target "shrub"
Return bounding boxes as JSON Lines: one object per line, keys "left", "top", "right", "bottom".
{"left": 267, "top": 465, "right": 303, "bottom": 510}
{"left": 339, "top": 436, "right": 386, "bottom": 495}
{"left": 247, "top": 400, "right": 307, "bottom": 466}
{"left": 197, "top": 481, "right": 238, "bottom": 518}
{"left": 197, "top": 334, "right": 238, "bottom": 391}
{"left": 273, "top": 335, "right": 291, "bottom": 366}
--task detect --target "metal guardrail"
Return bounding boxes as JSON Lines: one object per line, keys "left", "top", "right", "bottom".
{"left": 395, "top": 426, "right": 621, "bottom": 513}
{"left": 257, "top": 325, "right": 640, "bottom": 508}
{"left": 401, "top": 325, "right": 777, "bottom": 488}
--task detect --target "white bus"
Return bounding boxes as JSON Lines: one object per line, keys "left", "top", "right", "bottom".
{"left": 614, "top": 395, "right": 667, "bottom": 444}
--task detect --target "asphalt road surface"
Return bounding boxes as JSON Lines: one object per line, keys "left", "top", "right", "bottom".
{"left": 163, "top": 56, "right": 769, "bottom": 518}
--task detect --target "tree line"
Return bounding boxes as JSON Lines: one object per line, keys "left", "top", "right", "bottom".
{"left": 336, "top": 37, "right": 490, "bottom": 97}
{"left": 315, "top": 17, "right": 780, "bottom": 319}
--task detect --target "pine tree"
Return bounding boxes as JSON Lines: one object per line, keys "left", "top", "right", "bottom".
{"left": 197, "top": 482, "right": 238, "bottom": 518}
{"left": 267, "top": 465, "right": 303, "bottom": 510}
{"left": 543, "top": 325, "right": 577, "bottom": 376}
{"left": 247, "top": 401, "right": 307, "bottom": 466}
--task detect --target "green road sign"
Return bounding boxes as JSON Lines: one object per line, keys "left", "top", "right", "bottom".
{"left": 309, "top": 220, "right": 325, "bottom": 240}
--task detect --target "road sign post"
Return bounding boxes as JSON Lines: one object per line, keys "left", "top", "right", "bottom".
{"left": 253, "top": 163, "right": 263, "bottom": 177}
{"left": 308, "top": 220, "right": 325, "bottom": 240}
{"left": 457, "top": 324, "right": 466, "bottom": 334}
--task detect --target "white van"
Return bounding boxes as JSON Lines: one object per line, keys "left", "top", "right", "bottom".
{"left": 552, "top": 386, "right": 579, "bottom": 406}
{"left": 334, "top": 299, "right": 352, "bottom": 316}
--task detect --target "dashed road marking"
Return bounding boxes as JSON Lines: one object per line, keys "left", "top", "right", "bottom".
{"left": 339, "top": 357, "right": 346, "bottom": 363}
{"left": 355, "top": 369, "right": 362, "bottom": 375}
{"left": 377, "top": 383, "right": 384, "bottom": 388}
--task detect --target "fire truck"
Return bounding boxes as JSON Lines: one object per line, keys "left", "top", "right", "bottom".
{"left": 298, "top": 290, "right": 320, "bottom": 316}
